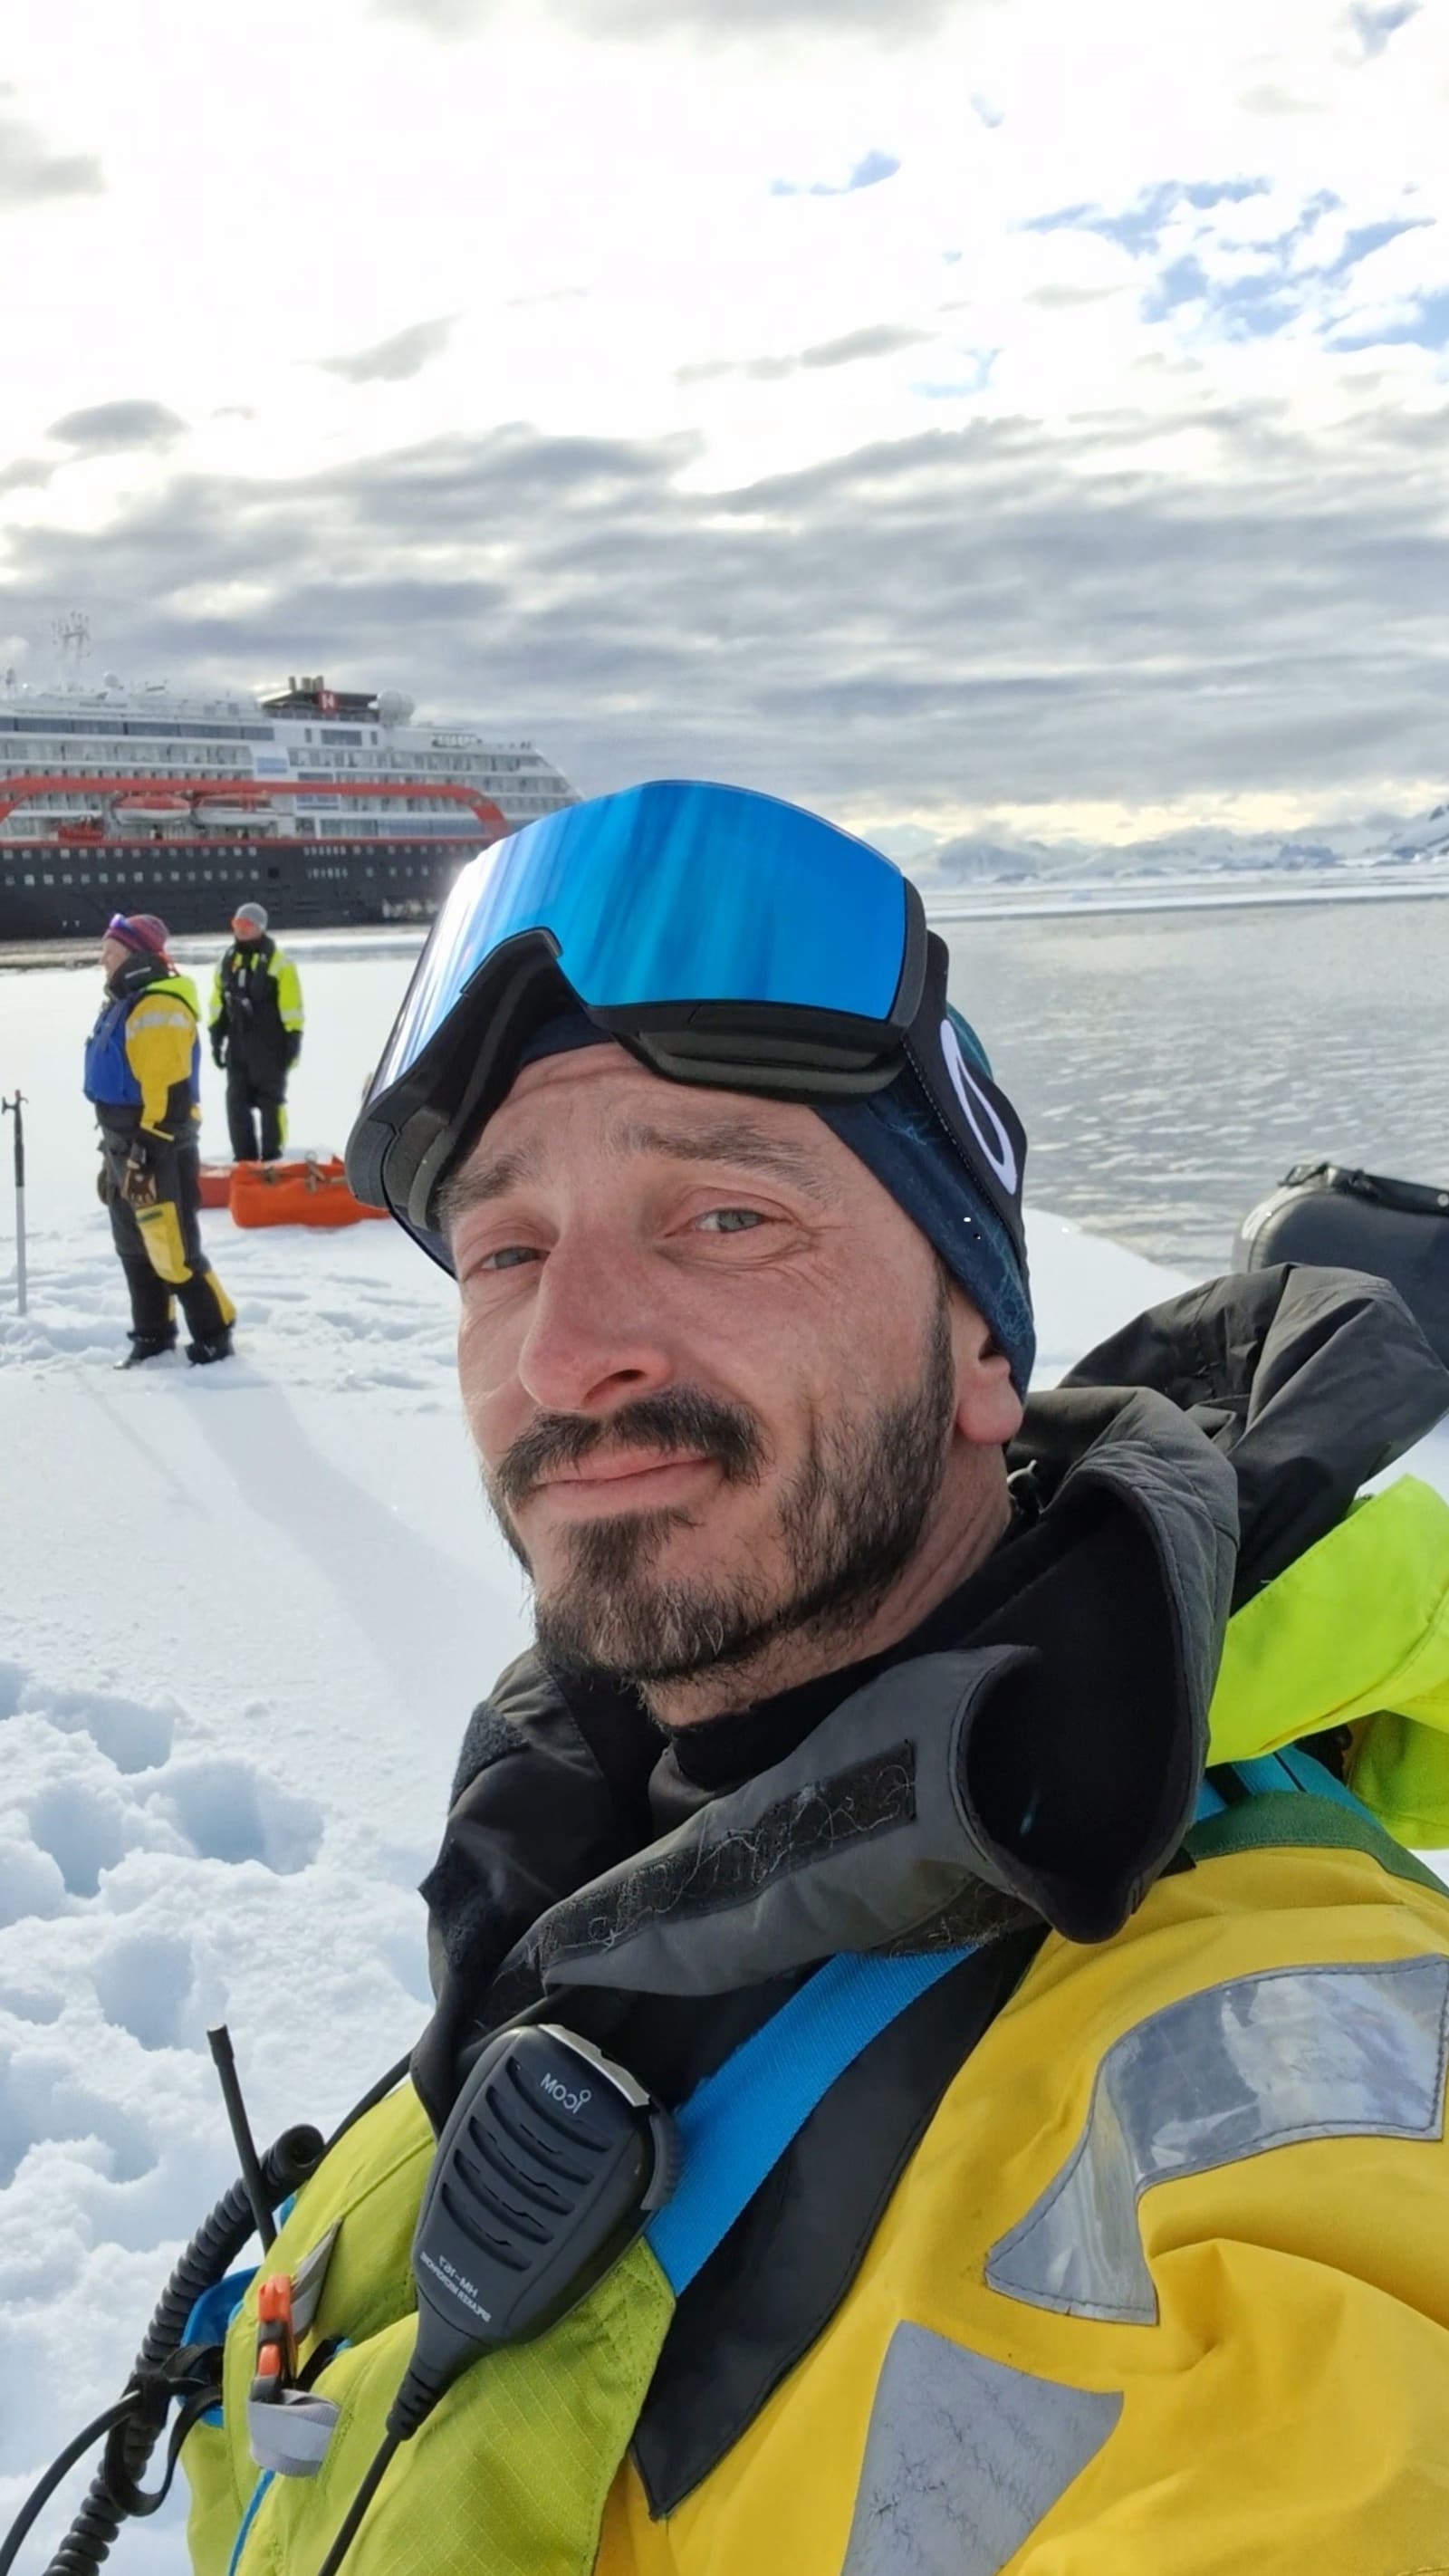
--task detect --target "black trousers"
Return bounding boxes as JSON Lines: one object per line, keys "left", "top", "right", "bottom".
{"left": 226, "top": 1069, "right": 288, "bottom": 1162}
{"left": 102, "top": 1133, "right": 235, "bottom": 1343}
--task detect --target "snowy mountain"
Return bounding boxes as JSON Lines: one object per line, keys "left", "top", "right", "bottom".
{"left": 907, "top": 801, "right": 1449, "bottom": 890}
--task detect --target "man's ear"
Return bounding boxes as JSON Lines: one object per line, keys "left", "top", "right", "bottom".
{"left": 952, "top": 1294, "right": 1025, "bottom": 1446}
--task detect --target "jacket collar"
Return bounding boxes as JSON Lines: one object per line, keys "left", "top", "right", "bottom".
{"left": 413, "top": 1264, "right": 1449, "bottom": 2120}
{"left": 105, "top": 951, "right": 168, "bottom": 1004}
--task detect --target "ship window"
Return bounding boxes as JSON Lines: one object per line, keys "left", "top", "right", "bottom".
{"left": 43, "top": 873, "right": 53, "bottom": 884}
{"left": 98, "top": 873, "right": 109, "bottom": 885}
{"left": 62, "top": 873, "right": 72, "bottom": 884}
{"left": 23, "top": 872, "right": 34, "bottom": 885}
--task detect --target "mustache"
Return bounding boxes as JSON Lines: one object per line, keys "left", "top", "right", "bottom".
{"left": 492, "top": 1387, "right": 766, "bottom": 1512}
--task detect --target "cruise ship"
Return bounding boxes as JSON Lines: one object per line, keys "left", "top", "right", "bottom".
{"left": 0, "top": 645, "right": 577, "bottom": 941}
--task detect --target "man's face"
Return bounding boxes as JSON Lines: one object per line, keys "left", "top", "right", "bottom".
{"left": 99, "top": 935, "right": 129, "bottom": 981}
{"left": 446, "top": 1043, "right": 1020, "bottom": 1701}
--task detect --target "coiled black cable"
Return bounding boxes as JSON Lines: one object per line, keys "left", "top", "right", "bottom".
{"left": 39, "top": 2122, "right": 324, "bottom": 2576}
{"left": 0, "top": 2402, "right": 140, "bottom": 2576}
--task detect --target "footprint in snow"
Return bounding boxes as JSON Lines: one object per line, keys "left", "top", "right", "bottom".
{"left": 0, "top": 1665, "right": 324, "bottom": 1926}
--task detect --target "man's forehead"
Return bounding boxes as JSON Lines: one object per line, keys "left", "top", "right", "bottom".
{"left": 441, "top": 1043, "right": 840, "bottom": 1222}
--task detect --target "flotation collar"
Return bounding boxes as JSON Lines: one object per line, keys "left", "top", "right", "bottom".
{"left": 1206, "top": 1474, "right": 1449, "bottom": 1844}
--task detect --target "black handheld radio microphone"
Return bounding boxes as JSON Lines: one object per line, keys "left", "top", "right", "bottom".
{"left": 315, "top": 2022, "right": 676, "bottom": 2575}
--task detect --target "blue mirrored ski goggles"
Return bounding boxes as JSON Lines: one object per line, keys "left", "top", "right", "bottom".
{"left": 348, "top": 780, "right": 931, "bottom": 1242}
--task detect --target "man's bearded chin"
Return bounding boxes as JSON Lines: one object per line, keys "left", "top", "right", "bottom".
{"left": 483, "top": 1292, "right": 957, "bottom": 1692}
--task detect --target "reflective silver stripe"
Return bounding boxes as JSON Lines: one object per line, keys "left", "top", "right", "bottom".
{"left": 289, "top": 2220, "right": 339, "bottom": 2341}
{"left": 987, "top": 1956, "right": 1449, "bottom": 2325}
{"left": 840, "top": 2324, "right": 1119, "bottom": 2575}
{"left": 245, "top": 2389, "right": 339, "bottom": 2478}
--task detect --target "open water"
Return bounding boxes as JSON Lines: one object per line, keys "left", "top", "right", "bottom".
{"left": 5, "top": 890, "right": 1444, "bottom": 1282}
{"left": 941, "top": 893, "right": 1449, "bottom": 1275}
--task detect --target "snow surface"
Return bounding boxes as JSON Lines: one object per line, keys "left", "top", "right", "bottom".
{"left": 1, "top": 946, "right": 1446, "bottom": 2563}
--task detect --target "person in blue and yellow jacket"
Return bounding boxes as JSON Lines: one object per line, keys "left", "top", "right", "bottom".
{"left": 179, "top": 787, "right": 1449, "bottom": 2576}
{"left": 85, "top": 911, "right": 236, "bottom": 1368}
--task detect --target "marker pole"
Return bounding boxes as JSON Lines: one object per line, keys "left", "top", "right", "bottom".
{"left": 2, "top": 1093, "right": 24, "bottom": 1316}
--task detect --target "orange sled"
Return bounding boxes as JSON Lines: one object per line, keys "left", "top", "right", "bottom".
{"left": 197, "top": 1161, "right": 234, "bottom": 1209}
{"left": 228, "top": 1156, "right": 389, "bottom": 1229}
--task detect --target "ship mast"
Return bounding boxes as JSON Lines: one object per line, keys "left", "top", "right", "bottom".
{"left": 51, "top": 610, "right": 91, "bottom": 692}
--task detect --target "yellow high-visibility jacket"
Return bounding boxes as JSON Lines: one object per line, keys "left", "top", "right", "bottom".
{"left": 126, "top": 970, "right": 204, "bottom": 1139}
{"left": 185, "top": 1469, "right": 1449, "bottom": 2576}
{"left": 209, "top": 940, "right": 303, "bottom": 1084}
{"left": 83, "top": 967, "right": 204, "bottom": 1141}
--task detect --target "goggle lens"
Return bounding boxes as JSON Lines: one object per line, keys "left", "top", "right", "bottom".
{"left": 366, "top": 780, "right": 909, "bottom": 1109}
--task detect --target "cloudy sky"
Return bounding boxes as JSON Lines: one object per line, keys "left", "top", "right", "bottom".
{"left": 2, "top": 0, "right": 1446, "bottom": 849}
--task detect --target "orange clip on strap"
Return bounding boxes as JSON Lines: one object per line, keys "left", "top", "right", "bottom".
{"left": 251, "top": 2271, "right": 298, "bottom": 2401}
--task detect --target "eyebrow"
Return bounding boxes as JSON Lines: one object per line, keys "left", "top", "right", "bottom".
{"left": 437, "top": 1112, "right": 830, "bottom": 1235}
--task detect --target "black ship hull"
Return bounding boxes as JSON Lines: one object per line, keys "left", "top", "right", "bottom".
{"left": 0, "top": 833, "right": 485, "bottom": 942}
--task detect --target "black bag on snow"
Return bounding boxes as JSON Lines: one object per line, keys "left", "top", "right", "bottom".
{"left": 1233, "top": 1162, "right": 1449, "bottom": 1369}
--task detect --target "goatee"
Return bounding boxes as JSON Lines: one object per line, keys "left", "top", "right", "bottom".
{"left": 484, "top": 1279, "right": 958, "bottom": 1690}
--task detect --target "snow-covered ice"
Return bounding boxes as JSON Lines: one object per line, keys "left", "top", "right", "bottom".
{"left": 1, "top": 940, "right": 1445, "bottom": 2564}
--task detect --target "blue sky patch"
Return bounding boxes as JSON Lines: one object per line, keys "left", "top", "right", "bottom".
{"left": 772, "top": 150, "right": 900, "bottom": 200}
{"left": 1025, "top": 177, "right": 1271, "bottom": 256}
{"left": 1331, "top": 288, "right": 1449, "bottom": 351}
{"left": 1024, "top": 177, "right": 1436, "bottom": 355}
{"left": 1326, "top": 214, "right": 1434, "bottom": 277}
{"left": 912, "top": 351, "right": 997, "bottom": 399}
{"left": 1348, "top": 0, "right": 1421, "bottom": 59}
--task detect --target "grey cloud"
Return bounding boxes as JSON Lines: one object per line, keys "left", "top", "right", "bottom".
{"left": 0, "top": 104, "right": 103, "bottom": 207}
{"left": 1238, "top": 82, "right": 1323, "bottom": 113}
{"left": 0, "top": 457, "right": 54, "bottom": 494}
{"left": 678, "top": 323, "right": 930, "bottom": 384}
{"left": 801, "top": 324, "right": 924, "bottom": 368}
{"left": 320, "top": 314, "right": 458, "bottom": 384}
{"left": 1026, "top": 284, "right": 1119, "bottom": 311}
{"left": 378, "top": 0, "right": 954, "bottom": 34}
{"left": 47, "top": 400, "right": 186, "bottom": 453}
{"left": 5, "top": 399, "right": 1449, "bottom": 827}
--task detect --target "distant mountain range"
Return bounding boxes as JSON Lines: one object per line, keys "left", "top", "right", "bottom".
{"left": 902, "top": 800, "right": 1449, "bottom": 888}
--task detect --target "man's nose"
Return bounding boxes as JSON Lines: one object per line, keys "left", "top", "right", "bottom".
{"left": 513, "top": 1231, "right": 676, "bottom": 1417}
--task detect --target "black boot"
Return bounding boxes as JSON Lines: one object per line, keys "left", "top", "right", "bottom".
{"left": 116, "top": 1328, "right": 178, "bottom": 1370}
{"left": 186, "top": 1327, "right": 235, "bottom": 1367}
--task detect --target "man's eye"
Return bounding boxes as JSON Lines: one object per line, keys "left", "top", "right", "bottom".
{"left": 696, "top": 1207, "right": 763, "bottom": 1235}
{"left": 475, "top": 1244, "right": 539, "bottom": 1272}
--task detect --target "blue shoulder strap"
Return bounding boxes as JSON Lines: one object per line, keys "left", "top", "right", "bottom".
{"left": 1194, "top": 1745, "right": 1376, "bottom": 1823}
{"left": 645, "top": 1946, "right": 973, "bottom": 2294}
{"left": 661, "top": 1749, "right": 1396, "bottom": 2296}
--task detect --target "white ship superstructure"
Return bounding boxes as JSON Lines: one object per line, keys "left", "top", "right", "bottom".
{"left": 0, "top": 650, "right": 577, "bottom": 938}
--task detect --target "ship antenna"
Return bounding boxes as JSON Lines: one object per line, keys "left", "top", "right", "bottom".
{"left": 52, "top": 610, "right": 91, "bottom": 689}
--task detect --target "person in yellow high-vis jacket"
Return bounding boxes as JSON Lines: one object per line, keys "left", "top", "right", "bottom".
{"left": 183, "top": 786, "right": 1449, "bottom": 2576}
{"left": 84, "top": 912, "right": 236, "bottom": 1367}
{"left": 209, "top": 899, "right": 304, "bottom": 1162}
